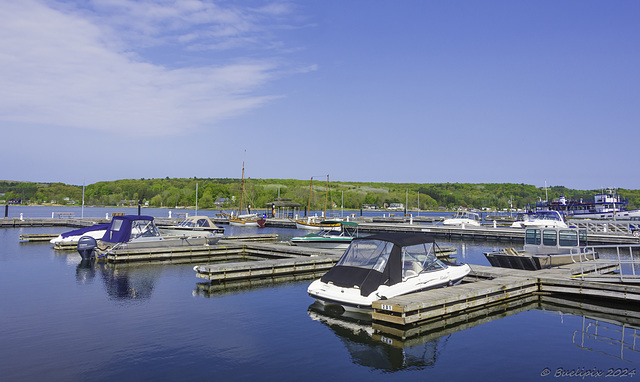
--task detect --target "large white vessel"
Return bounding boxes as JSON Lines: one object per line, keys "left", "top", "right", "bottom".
{"left": 540, "top": 189, "right": 640, "bottom": 220}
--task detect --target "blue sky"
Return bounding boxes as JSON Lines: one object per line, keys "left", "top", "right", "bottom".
{"left": 1, "top": 0, "right": 638, "bottom": 190}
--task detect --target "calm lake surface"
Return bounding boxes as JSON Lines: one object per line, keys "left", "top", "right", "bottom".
{"left": 1, "top": 206, "right": 639, "bottom": 381}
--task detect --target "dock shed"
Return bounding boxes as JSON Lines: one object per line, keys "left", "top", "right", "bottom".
{"left": 266, "top": 198, "right": 301, "bottom": 218}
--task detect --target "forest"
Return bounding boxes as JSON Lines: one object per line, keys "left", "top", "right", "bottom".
{"left": 1, "top": 178, "right": 638, "bottom": 212}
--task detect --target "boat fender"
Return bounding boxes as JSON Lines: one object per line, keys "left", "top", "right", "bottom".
{"left": 77, "top": 236, "right": 98, "bottom": 260}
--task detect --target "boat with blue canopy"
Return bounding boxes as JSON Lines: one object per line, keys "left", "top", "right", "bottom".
{"left": 77, "top": 215, "right": 220, "bottom": 259}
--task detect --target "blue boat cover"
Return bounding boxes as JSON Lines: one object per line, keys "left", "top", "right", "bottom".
{"left": 61, "top": 223, "right": 110, "bottom": 238}
{"left": 100, "top": 215, "right": 155, "bottom": 243}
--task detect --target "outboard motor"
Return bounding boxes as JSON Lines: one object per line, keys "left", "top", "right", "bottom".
{"left": 77, "top": 236, "right": 98, "bottom": 260}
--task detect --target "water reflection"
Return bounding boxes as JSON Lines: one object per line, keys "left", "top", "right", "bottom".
{"left": 75, "top": 260, "right": 159, "bottom": 301}
{"left": 307, "top": 302, "right": 447, "bottom": 372}
{"left": 76, "top": 259, "right": 96, "bottom": 284}
{"left": 573, "top": 317, "right": 640, "bottom": 362}
{"left": 100, "top": 265, "right": 157, "bottom": 300}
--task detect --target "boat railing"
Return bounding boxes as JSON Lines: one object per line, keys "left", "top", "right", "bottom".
{"left": 569, "top": 220, "right": 640, "bottom": 235}
{"left": 574, "top": 244, "right": 640, "bottom": 283}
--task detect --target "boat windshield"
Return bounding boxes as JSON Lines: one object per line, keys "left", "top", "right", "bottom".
{"left": 533, "top": 211, "right": 562, "bottom": 221}
{"left": 336, "top": 239, "right": 392, "bottom": 272}
{"left": 130, "top": 219, "right": 161, "bottom": 240}
{"left": 178, "top": 218, "right": 211, "bottom": 228}
{"left": 453, "top": 211, "right": 479, "bottom": 220}
{"left": 402, "top": 242, "right": 442, "bottom": 278}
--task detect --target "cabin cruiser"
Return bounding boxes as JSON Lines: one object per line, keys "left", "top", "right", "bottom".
{"left": 442, "top": 211, "right": 481, "bottom": 227}
{"left": 50, "top": 223, "right": 110, "bottom": 247}
{"left": 157, "top": 215, "right": 224, "bottom": 236}
{"left": 291, "top": 221, "right": 359, "bottom": 250}
{"left": 77, "top": 215, "right": 220, "bottom": 260}
{"left": 536, "top": 190, "right": 640, "bottom": 220}
{"left": 307, "top": 233, "right": 471, "bottom": 312}
{"left": 518, "top": 210, "right": 568, "bottom": 228}
{"left": 484, "top": 227, "right": 597, "bottom": 270}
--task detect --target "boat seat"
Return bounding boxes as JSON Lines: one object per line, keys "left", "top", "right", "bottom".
{"left": 404, "top": 262, "right": 423, "bottom": 278}
{"left": 502, "top": 248, "right": 522, "bottom": 256}
{"left": 404, "top": 269, "right": 418, "bottom": 278}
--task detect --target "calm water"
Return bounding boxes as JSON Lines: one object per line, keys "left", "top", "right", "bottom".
{"left": 1, "top": 207, "right": 639, "bottom": 381}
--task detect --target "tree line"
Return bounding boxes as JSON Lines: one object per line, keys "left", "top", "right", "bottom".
{"left": 1, "top": 179, "right": 638, "bottom": 212}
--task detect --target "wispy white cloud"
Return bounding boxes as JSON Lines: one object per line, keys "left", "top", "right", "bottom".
{"left": 0, "top": 0, "right": 305, "bottom": 137}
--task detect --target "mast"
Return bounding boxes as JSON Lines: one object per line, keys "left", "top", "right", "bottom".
{"left": 238, "top": 150, "right": 246, "bottom": 216}
{"left": 324, "top": 175, "right": 329, "bottom": 219}
{"left": 306, "top": 177, "right": 313, "bottom": 217}
{"left": 81, "top": 177, "right": 85, "bottom": 219}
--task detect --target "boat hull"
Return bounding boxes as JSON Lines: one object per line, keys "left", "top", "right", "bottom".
{"left": 295, "top": 220, "right": 341, "bottom": 231}
{"left": 308, "top": 263, "right": 471, "bottom": 312}
{"left": 484, "top": 250, "right": 598, "bottom": 270}
{"left": 229, "top": 217, "right": 265, "bottom": 227}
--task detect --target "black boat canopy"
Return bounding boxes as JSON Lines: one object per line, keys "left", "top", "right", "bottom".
{"left": 320, "top": 233, "right": 438, "bottom": 297}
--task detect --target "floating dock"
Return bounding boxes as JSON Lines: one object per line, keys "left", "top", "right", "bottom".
{"left": 97, "top": 234, "right": 281, "bottom": 263}
{"left": 370, "top": 262, "right": 636, "bottom": 327}
{"left": 193, "top": 244, "right": 457, "bottom": 281}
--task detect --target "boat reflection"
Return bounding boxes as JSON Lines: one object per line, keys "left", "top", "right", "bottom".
{"left": 307, "top": 301, "right": 447, "bottom": 372}
{"left": 75, "top": 260, "right": 160, "bottom": 300}
{"left": 76, "top": 259, "right": 97, "bottom": 284}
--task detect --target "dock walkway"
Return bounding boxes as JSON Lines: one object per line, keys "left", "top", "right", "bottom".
{"left": 370, "top": 262, "right": 635, "bottom": 327}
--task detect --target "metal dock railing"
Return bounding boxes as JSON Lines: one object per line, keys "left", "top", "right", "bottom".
{"left": 575, "top": 244, "right": 640, "bottom": 283}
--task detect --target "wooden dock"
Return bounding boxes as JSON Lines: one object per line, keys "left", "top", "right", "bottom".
{"left": 99, "top": 234, "right": 282, "bottom": 263}
{"left": 19, "top": 233, "right": 59, "bottom": 242}
{"left": 193, "top": 244, "right": 458, "bottom": 281}
{"left": 369, "top": 262, "right": 637, "bottom": 327}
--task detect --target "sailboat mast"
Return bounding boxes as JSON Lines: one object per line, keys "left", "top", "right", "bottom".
{"left": 238, "top": 151, "right": 246, "bottom": 216}
{"left": 306, "top": 177, "right": 313, "bottom": 217}
{"left": 324, "top": 175, "right": 329, "bottom": 219}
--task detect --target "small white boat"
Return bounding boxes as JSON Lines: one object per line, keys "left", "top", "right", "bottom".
{"left": 291, "top": 221, "right": 359, "bottom": 250}
{"left": 307, "top": 233, "right": 471, "bottom": 312}
{"left": 484, "top": 227, "right": 597, "bottom": 270}
{"left": 519, "top": 211, "right": 568, "bottom": 228}
{"left": 158, "top": 215, "right": 224, "bottom": 236}
{"left": 77, "top": 215, "right": 220, "bottom": 259}
{"left": 442, "top": 211, "right": 481, "bottom": 227}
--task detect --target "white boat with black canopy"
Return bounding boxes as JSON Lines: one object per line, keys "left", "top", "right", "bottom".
{"left": 307, "top": 233, "right": 471, "bottom": 312}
